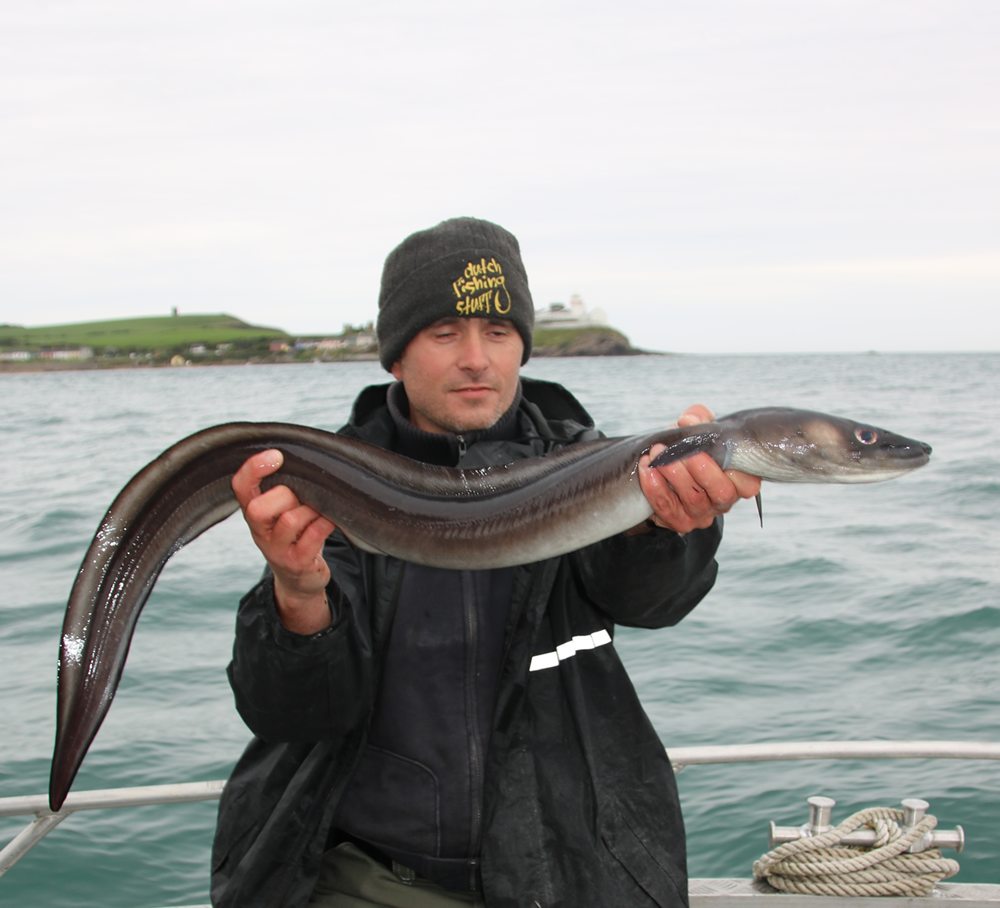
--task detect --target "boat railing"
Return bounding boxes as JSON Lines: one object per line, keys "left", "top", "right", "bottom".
{"left": 4, "top": 740, "right": 1000, "bottom": 903}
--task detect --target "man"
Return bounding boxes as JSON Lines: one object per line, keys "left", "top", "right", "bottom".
{"left": 211, "top": 217, "right": 760, "bottom": 907}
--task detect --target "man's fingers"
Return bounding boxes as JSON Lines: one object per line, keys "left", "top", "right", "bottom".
{"left": 636, "top": 405, "right": 762, "bottom": 535}
{"left": 639, "top": 447, "right": 748, "bottom": 534}
{"left": 684, "top": 454, "right": 741, "bottom": 510}
{"left": 677, "top": 403, "right": 715, "bottom": 427}
{"left": 650, "top": 452, "right": 722, "bottom": 511}
{"left": 639, "top": 448, "right": 703, "bottom": 523}
{"left": 295, "top": 514, "right": 338, "bottom": 553}
{"left": 246, "top": 490, "right": 335, "bottom": 548}
{"left": 658, "top": 465, "right": 710, "bottom": 512}
{"left": 726, "top": 469, "right": 762, "bottom": 499}
{"left": 271, "top": 505, "right": 335, "bottom": 551}
{"left": 232, "top": 449, "right": 284, "bottom": 506}
{"left": 243, "top": 483, "right": 302, "bottom": 533}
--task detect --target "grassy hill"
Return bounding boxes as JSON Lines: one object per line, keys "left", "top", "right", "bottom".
{"left": 532, "top": 325, "right": 640, "bottom": 356}
{"left": 0, "top": 314, "right": 288, "bottom": 352}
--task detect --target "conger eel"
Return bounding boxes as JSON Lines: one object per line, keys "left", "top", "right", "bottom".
{"left": 49, "top": 407, "right": 931, "bottom": 810}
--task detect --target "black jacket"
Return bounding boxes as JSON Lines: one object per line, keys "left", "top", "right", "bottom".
{"left": 211, "top": 378, "right": 723, "bottom": 907}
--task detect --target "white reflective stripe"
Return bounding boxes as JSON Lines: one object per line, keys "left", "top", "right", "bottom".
{"left": 529, "top": 651, "right": 561, "bottom": 671}
{"left": 529, "top": 629, "right": 612, "bottom": 672}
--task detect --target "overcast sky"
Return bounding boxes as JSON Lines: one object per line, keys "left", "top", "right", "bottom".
{"left": 2, "top": 1, "right": 997, "bottom": 353}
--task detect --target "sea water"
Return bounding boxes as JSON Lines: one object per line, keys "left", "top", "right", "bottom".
{"left": 1, "top": 353, "right": 997, "bottom": 906}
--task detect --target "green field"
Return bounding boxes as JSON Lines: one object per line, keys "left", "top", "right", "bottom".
{"left": 0, "top": 314, "right": 288, "bottom": 352}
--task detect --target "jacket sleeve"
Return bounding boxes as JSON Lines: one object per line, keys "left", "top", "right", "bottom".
{"left": 570, "top": 519, "right": 723, "bottom": 628}
{"left": 226, "top": 533, "right": 374, "bottom": 743}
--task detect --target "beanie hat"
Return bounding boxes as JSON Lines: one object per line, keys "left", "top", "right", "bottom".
{"left": 376, "top": 217, "right": 535, "bottom": 370}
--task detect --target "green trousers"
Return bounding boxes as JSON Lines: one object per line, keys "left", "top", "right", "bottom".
{"left": 308, "top": 843, "right": 486, "bottom": 907}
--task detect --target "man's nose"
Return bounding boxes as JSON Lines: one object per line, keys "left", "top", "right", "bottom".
{"left": 457, "top": 328, "right": 489, "bottom": 370}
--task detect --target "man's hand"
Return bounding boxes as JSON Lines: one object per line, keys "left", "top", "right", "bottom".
{"left": 637, "top": 404, "right": 761, "bottom": 535}
{"left": 232, "top": 450, "right": 337, "bottom": 634}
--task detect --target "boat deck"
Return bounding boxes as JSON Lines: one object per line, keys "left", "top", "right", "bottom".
{"left": 691, "top": 878, "right": 1000, "bottom": 908}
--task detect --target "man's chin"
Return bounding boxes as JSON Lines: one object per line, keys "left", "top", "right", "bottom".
{"left": 446, "top": 406, "right": 502, "bottom": 435}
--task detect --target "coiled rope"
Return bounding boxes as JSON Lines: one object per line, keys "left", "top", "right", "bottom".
{"left": 752, "top": 806, "right": 961, "bottom": 897}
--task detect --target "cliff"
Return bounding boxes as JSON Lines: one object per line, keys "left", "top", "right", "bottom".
{"left": 531, "top": 326, "right": 644, "bottom": 357}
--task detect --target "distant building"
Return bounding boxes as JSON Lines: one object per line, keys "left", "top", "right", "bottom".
{"left": 39, "top": 347, "right": 94, "bottom": 361}
{"left": 343, "top": 330, "right": 376, "bottom": 349}
{"left": 534, "top": 294, "right": 607, "bottom": 329}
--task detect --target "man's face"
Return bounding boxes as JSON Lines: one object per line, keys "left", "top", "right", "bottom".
{"left": 390, "top": 318, "right": 524, "bottom": 435}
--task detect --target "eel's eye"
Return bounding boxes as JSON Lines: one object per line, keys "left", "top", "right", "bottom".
{"left": 855, "top": 427, "right": 878, "bottom": 445}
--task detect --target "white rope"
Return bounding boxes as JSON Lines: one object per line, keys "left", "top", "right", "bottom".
{"left": 752, "top": 806, "right": 961, "bottom": 897}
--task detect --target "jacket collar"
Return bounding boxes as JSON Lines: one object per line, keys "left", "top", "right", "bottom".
{"left": 385, "top": 381, "right": 524, "bottom": 466}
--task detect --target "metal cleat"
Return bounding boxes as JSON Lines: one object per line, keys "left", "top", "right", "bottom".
{"left": 768, "top": 795, "right": 965, "bottom": 853}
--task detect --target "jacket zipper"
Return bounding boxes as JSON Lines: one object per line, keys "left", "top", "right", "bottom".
{"left": 456, "top": 434, "right": 482, "bottom": 886}
{"left": 461, "top": 570, "right": 484, "bottom": 866}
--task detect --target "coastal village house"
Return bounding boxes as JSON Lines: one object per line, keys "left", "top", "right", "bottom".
{"left": 534, "top": 294, "right": 606, "bottom": 329}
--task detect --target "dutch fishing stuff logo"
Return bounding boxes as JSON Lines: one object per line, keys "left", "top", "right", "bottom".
{"left": 451, "top": 257, "right": 513, "bottom": 317}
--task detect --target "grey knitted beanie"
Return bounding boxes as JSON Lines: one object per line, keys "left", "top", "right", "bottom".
{"left": 376, "top": 217, "right": 535, "bottom": 370}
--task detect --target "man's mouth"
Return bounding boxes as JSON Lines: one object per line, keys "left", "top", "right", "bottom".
{"left": 452, "top": 385, "right": 495, "bottom": 395}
